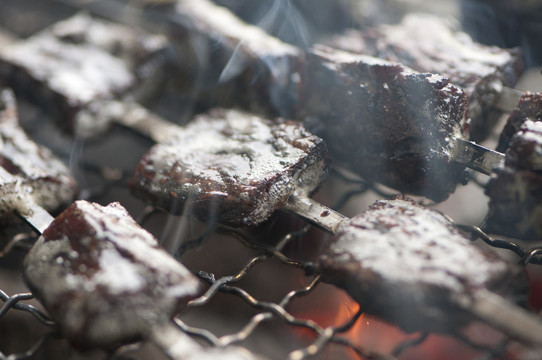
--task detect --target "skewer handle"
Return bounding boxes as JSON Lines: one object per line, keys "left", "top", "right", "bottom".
{"left": 283, "top": 194, "right": 348, "bottom": 234}
{"left": 455, "top": 289, "right": 542, "bottom": 347}
{"left": 101, "top": 100, "right": 181, "bottom": 143}
{"left": 494, "top": 86, "right": 524, "bottom": 113}
{"left": 0, "top": 167, "right": 54, "bottom": 235}
{"left": 451, "top": 138, "right": 504, "bottom": 175}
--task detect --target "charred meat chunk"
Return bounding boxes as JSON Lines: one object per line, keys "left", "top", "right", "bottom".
{"left": 497, "top": 92, "right": 542, "bottom": 153}
{"left": 0, "top": 89, "right": 77, "bottom": 222}
{"left": 327, "top": 13, "right": 523, "bottom": 141}
{"left": 486, "top": 120, "right": 542, "bottom": 240}
{"left": 316, "top": 197, "right": 526, "bottom": 334}
{"left": 0, "top": 13, "right": 169, "bottom": 136}
{"left": 130, "top": 108, "right": 328, "bottom": 227}
{"left": 164, "top": 0, "right": 303, "bottom": 117}
{"left": 299, "top": 46, "right": 470, "bottom": 202}
{"left": 23, "top": 200, "right": 202, "bottom": 349}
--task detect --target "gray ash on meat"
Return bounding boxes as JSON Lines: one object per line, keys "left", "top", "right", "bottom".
{"left": 497, "top": 92, "right": 542, "bottom": 153}
{"left": 0, "top": 88, "right": 77, "bottom": 222}
{"left": 299, "top": 46, "right": 470, "bottom": 202}
{"left": 326, "top": 13, "right": 523, "bottom": 141}
{"left": 23, "top": 200, "right": 202, "bottom": 349}
{"left": 164, "top": 0, "right": 303, "bottom": 117}
{"left": 316, "top": 197, "right": 526, "bottom": 334}
{"left": 0, "top": 13, "right": 169, "bottom": 136}
{"left": 130, "top": 108, "right": 328, "bottom": 227}
{"left": 485, "top": 120, "right": 542, "bottom": 241}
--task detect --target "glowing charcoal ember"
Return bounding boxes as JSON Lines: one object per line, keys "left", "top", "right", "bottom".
{"left": 0, "top": 89, "right": 77, "bottom": 223}
{"left": 497, "top": 92, "right": 542, "bottom": 153}
{"left": 164, "top": 0, "right": 303, "bottom": 117}
{"left": 23, "top": 200, "right": 202, "bottom": 349}
{"left": 486, "top": 121, "right": 542, "bottom": 241}
{"left": 299, "top": 46, "right": 471, "bottom": 202}
{"left": 130, "top": 108, "right": 329, "bottom": 228}
{"left": 0, "top": 13, "right": 169, "bottom": 136}
{"left": 326, "top": 13, "right": 523, "bottom": 141}
{"left": 316, "top": 198, "right": 540, "bottom": 342}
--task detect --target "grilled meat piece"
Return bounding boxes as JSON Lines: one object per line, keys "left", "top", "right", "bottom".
{"left": 0, "top": 89, "right": 77, "bottom": 222}
{"left": 23, "top": 200, "right": 202, "bottom": 349}
{"left": 0, "top": 13, "right": 169, "bottom": 136}
{"left": 497, "top": 92, "right": 542, "bottom": 153}
{"left": 164, "top": 0, "right": 303, "bottom": 117}
{"left": 316, "top": 197, "right": 526, "bottom": 334}
{"left": 299, "top": 46, "right": 470, "bottom": 202}
{"left": 327, "top": 13, "right": 523, "bottom": 141}
{"left": 130, "top": 108, "right": 328, "bottom": 227}
{"left": 486, "top": 120, "right": 542, "bottom": 240}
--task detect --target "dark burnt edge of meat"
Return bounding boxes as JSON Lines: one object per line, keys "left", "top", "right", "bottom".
{"left": 325, "top": 13, "right": 524, "bottom": 142}
{"left": 164, "top": 0, "right": 303, "bottom": 119}
{"left": 497, "top": 92, "right": 542, "bottom": 153}
{"left": 0, "top": 13, "right": 170, "bottom": 135}
{"left": 129, "top": 108, "right": 329, "bottom": 228}
{"left": 0, "top": 88, "right": 78, "bottom": 222}
{"left": 485, "top": 120, "right": 542, "bottom": 241}
{"left": 298, "top": 46, "right": 470, "bottom": 202}
{"left": 315, "top": 196, "right": 528, "bottom": 334}
{"left": 23, "top": 200, "right": 202, "bottom": 350}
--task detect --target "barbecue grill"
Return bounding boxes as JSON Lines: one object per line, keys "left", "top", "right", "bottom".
{"left": 1, "top": 1, "right": 542, "bottom": 359}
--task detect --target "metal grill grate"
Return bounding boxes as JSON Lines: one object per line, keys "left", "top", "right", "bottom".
{"left": 2, "top": 166, "right": 542, "bottom": 359}
{"left": 1, "top": 0, "right": 542, "bottom": 359}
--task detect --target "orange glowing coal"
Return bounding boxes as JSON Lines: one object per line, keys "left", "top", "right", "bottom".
{"left": 289, "top": 283, "right": 519, "bottom": 360}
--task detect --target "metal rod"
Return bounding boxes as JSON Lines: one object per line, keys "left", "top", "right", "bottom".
{"left": 283, "top": 193, "right": 349, "bottom": 234}
{"left": 454, "top": 289, "right": 542, "bottom": 347}
{"left": 0, "top": 168, "right": 54, "bottom": 235}
{"left": 451, "top": 138, "right": 505, "bottom": 175}
{"left": 494, "top": 86, "right": 524, "bottom": 113}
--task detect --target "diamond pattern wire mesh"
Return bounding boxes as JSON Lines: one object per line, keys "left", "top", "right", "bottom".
{"left": 1, "top": 165, "right": 542, "bottom": 360}
{"left": 0, "top": 1, "right": 541, "bottom": 359}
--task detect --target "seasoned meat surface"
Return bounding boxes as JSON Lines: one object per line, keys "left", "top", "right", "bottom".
{"left": 166, "top": 0, "right": 303, "bottom": 117}
{"left": 497, "top": 92, "right": 542, "bottom": 153}
{"left": 23, "top": 200, "right": 201, "bottom": 349}
{"left": 0, "top": 13, "right": 168, "bottom": 136}
{"left": 299, "top": 46, "right": 470, "bottom": 202}
{"left": 0, "top": 89, "right": 77, "bottom": 221}
{"left": 486, "top": 120, "right": 542, "bottom": 240}
{"left": 317, "top": 197, "right": 524, "bottom": 333}
{"left": 327, "top": 13, "right": 523, "bottom": 141}
{"left": 130, "top": 108, "right": 328, "bottom": 227}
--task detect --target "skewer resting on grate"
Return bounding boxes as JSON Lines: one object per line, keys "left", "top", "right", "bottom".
{"left": 324, "top": 12, "right": 524, "bottom": 142}
{"left": 130, "top": 108, "right": 348, "bottom": 234}
{"left": 21, "top": 199, "right": 265, "bottom": 359}
{"left": 0, "top": 12, "right": 175, "bottom": 138}
{"left": 0, "top": 88, "right": 77, "bottom": 230}
{"left": 313, "top": 196, "right": 542, "bottom": 348}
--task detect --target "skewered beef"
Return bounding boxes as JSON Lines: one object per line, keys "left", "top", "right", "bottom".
{"left": 0, "top": 88, "right": 77, "bottom": 222}
{"left": 497, "top": 92, "right": 542, "bottom": 153}
{"left": 326, "top": 13, "right": 523, "bottom": 141}
{"left": 462, "top": 0, "right": 542, "bottom": 66}
{"left": 299, "top": 46, "right": 470, "bottom": 202}
{"left": 316, "top": 197, "right": 527, "bottom": 334}
{"left": 130, "top": 108, "right": 328, "bottom": 227}
{"left": 0, "top": 13, "right": 169, "bottom": 136}
{"left": 162, "top": 0, "right": 303, "bottom": 117}
{"left": 23, "top": 200, "right": 202, "bottom": 349}
{"left": 485, "top": 120, "right": 542, "bottom": 240}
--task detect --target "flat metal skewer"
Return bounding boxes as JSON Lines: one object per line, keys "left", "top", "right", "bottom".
{"left": 452, "top": 138, "right": 505, "bottom": 175}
